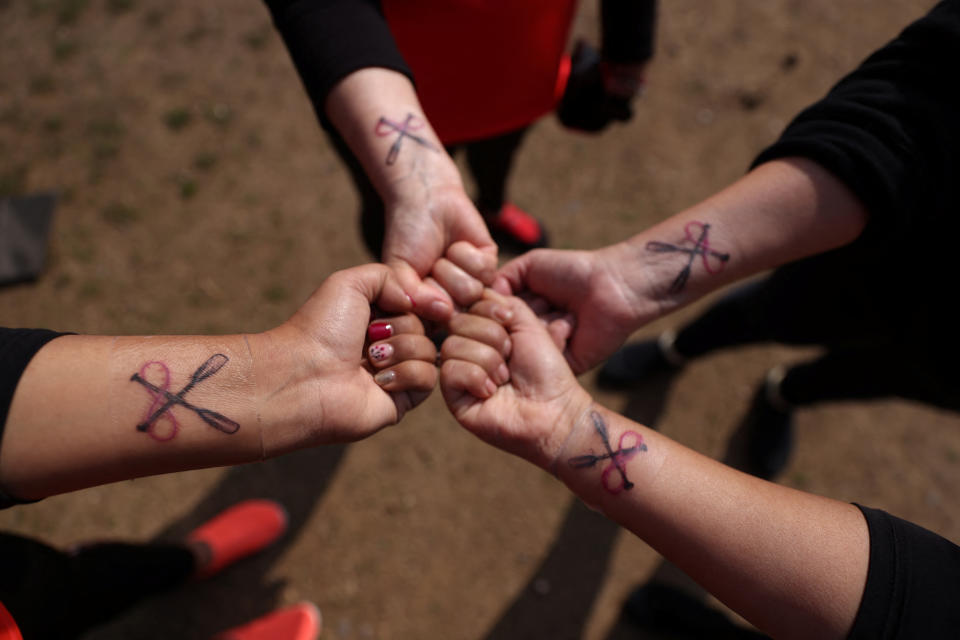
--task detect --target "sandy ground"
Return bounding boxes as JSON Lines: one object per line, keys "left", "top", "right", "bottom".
{"left": 2, "top": 1, "right": 958, "bottom": 638}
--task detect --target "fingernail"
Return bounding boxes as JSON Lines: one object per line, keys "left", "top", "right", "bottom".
{"left": 369, "top": 343, "right": 393, "bottom": 362}
{"left": 503, "top": 337, "right": 513, "bottom": 358}
{"left": 429, "top": 300, "right": 450, "bottom": 317}
{"left": 368, "top": 322, "right": 393, "bottom": 341}
{"left": 484, "top": 379, "right": 497, "bottom": 397}
{"left": 496, "top": 363, "right": 510, "bottom": 385}
{"left": 406, "top": 294, "right": 416, "bottom": 308}
{"left": 493, "top": 306, "right": 513, "bottom": 323}
{"left": 375, "top": 370, "right": 396, "bottom": 386}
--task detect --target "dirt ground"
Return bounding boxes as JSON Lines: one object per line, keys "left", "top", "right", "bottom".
{"left": 1, "top": 1, "right": 957, "bottom": 638}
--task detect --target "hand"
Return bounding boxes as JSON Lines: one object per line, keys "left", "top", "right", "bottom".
{"left": 322, "top": 68, "right": 497, "bottom": 319}
{"left": 494, "top": 244, "right": 653, "bottom": 374}
{"left": 258, "top": 264, "right": 437, "bottom": 454}
{"left": 440, "top": 291, "right": 592, "bottom": 470}
{"left": 383, "top": 183, "right": 498, "bottom": 321}
{"left": 384, "top": 186, "right": 497, "bottom": 317}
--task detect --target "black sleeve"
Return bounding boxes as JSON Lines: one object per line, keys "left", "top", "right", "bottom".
{"left": 0, "top": 328, "right": 66, "bottom": 509}
{"left": 753, "top": 0, "right": 960, "bottom": 235}
{"left": 849, "top": 504, "right": 960, "bottom": 638}
{"left": 601, "top": 0, "right": 658, "bottom": 63}
{"left": 263, "top": 0, "right": 413, "bottom": 124}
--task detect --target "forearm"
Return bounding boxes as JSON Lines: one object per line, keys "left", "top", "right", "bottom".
{"left": 324, "top": 68, "right": 462, "bottom": 202}
{"left": 265, "top": 0, "right": 412, "bottom": 125}
{"left": 0, "top": 330, "right": 302, "bottom": 499}
{"left": 552, "top": 402, "right": 869, "bottom": 639}
{"left": 607, "top": 157, "right": 868, "bottom": 327}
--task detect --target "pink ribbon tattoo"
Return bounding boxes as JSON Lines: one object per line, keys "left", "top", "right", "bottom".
{"left": 374, "top": 113, "right": 438, "bottom": 165}
{"left": 568, "top": 412, "right": 647, "bottom": 494}
{"left": 645, "top": 221, "right": 730, "bottom": 293}
{"left": 130, "top": 354, "right": 240, "bottom": 442}
{"left": 132, "top": 361, "right": 180, "bottom": 441}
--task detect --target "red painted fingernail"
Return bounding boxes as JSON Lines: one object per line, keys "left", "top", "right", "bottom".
{"left": 368, "top": 322, "right": 393, "bottom": 341}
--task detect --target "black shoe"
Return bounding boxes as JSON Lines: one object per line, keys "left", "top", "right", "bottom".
{"left": 725, "top": 384, "right": 794, "bottom": 480}
{"left": 597, "top": 332, "right": 684, "bottom": 389}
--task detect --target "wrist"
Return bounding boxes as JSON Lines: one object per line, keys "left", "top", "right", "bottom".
{"left": 379, "top": 150, "right": 464, "bottom": 206}
{"left": 324, "top": 68, "right": 459, "bottom": 202}
{"left": 595, "top": 241, "right": 665, "bottom": 331}
{"left": 533, "top": 386, "right": 594, "bottom": 473}
{"left": 245, "top": 328, "right": 326, "bottom": 458}
{"left": 554, "top": 404, "right": 663, "bottom": 511}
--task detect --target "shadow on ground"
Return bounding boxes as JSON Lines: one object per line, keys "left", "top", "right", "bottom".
{"left": 479, "top": 370, "right": 677, "bottom": 640}
{"left": 83, "top": 444, "right": 346, "bottom": 639}
{"left": 604, "top": 369, "right": 768, "bottom": 640}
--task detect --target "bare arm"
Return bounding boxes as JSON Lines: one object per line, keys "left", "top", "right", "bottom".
{"left": 496, "top": 157, "right": 868, "bottom": 372}
{"left": 555, "top": 404, "right": 868, "bottom": 640}
{"left": 617, "top": 157, "right": 868, "bottom": 319}
{"left": 266, "top": 0, "right": 497, "bottom": 316}
{"left": 325, "top": 68, "right": 498, "bottom": 319}
{"left": 0, "top": 264, "right": 437, "bottom": 501}
{"left": 440, "top": 292, "right": 869, "bottom": 639}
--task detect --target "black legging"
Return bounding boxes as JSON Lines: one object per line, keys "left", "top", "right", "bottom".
{"left": 0, "top": 532, "right": 194, "bottom": 639}
{"left": 326, "top": 126, "right": 529, "bottom": 258}
{"left": 671, "top": 242, "right": 960, "bottom": 412}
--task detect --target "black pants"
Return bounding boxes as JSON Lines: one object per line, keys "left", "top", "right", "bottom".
{"left": 0, "top": 532, "right": 194, "bottom": 639}
{"left": 671, "top": 245, "right": 960, "bottom": 411}
{"left": 327, "top": 127, "right": 529, "bottom": 258}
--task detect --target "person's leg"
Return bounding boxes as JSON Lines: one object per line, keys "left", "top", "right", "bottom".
{"left": 0, "top": 532, "right": 194, "bottom": 640}
{"left": 675, "top": 248, "right": 889, "bottom": 357}
{"left": 326, "top": 128, "right": 387, "bottom": 259}
{"left": 464, "top": 128, "right": 527, "bottom": 214}
{"left": 464, "top": 128, "right": 547, "bottom": 251}
{"left": 599, "top": 246, "right": 893, "bottom": 387}
{"left": 62, "top": 541, "right": 198, "bottom": 636}
{"left": 777, "top": 346, "right": 960, "bottom": 412}
{"left": 725, "top": 345, "right": 932, "bottom": 480}
{"left": 600, "top": 276, "right": 811, "bottom": 388}
{"left": 0, "top": 500, "right": 286, "bottom": 639}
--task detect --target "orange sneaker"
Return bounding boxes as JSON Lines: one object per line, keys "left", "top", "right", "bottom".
{"left": 486, "top": 203, "right": 548, "bottom": 253}
{"left": 187, "top": 499, "right": 288, "bottom": 580}
{"left": 214, "top": 602, "right": 321, "bottom": 640}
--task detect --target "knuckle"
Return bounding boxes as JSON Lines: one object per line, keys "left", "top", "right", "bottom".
{"left": 440, "top": 336, "right": 461, "bottom": 359}
{"left": 467, "top": 367, "right": 488, "bottom": 387}
{"left": 462, "top": 279, "right": 484, "bottom": 303}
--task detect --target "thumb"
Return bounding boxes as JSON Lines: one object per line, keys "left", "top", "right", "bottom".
{"left": 545, "top": 312, "right": 576, "bottom": 349}
{"left": 344, "top": 263, "right": 413, "bottom": 314}
{"left": 481, "top": 291, "right": 578, "bottom": 395}
{"left": 386, "top": 258, "right": 454, "bottom": 321}
{"left": 494, "top": 254, "right": 531, "bottom": 295}
{"left": 484, "top": 290, "right": 558, "bottom": 347}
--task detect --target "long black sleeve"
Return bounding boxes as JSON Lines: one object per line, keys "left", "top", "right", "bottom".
{"left": 0, "top": 328, "right": 65, "bottom": 509}
{"left": 849, "top": 505, "right": 960, "bottom": 638}
{"left": 263, "top": 0, "right": 412, "bottom": 121}
{"left": 601, "top": 0, "right": 658, "bottom": 63}
{"left": 753, "top": 0, "right": 960, "bottom": 235}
